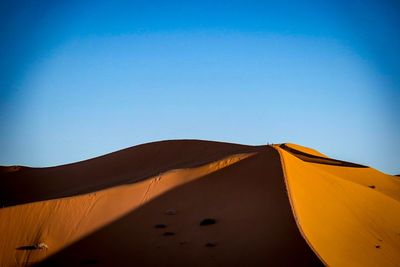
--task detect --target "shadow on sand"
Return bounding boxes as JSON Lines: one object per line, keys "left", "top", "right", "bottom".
{"left": 279, "top": 144, "right": 367, "bottom": 168}
{"left": 36, "top": 147, "right": 323, "bottom": 267}
{"left": 0, "top": 140, "right": 263, "bottom": 207}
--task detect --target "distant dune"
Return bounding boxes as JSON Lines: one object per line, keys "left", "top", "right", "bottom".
{"left": 0, "top": 140, "right": 399, "bottom": 266}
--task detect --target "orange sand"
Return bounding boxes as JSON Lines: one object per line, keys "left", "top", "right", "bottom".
{"left": 0, "top": 152, "right": 252, "bottom": 265}
{"left": 1, "top": 140, "right": 399, "bottom": 266}
{"left": 276, "top": 144, "right": 400, "bottom": 267}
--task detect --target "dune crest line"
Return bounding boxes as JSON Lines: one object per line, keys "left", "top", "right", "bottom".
{"left": 276, "top": 143, "right": 400, "bottom": 267}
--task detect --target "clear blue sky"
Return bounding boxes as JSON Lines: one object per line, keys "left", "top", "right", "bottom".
{"left": 0, "top": 0, "right": 399, "bottom": 174}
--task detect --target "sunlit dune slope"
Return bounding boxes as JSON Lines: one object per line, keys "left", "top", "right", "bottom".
{"left": 1, "top": 140, "right": 399, "bottom": 267}
{"left": 0, "top": 140, "right": 261, "bottom": 207}
{"left": 276, "top": 144, "right": 400, "bottom": 267}
{"left": 0, "top": 140, "right": 321, "bottom": 267}
{"left": 283, "top": 143, "right": 328, "bottom": 158}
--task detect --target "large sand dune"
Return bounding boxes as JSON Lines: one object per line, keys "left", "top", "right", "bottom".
{"left": 0, "top": 140, "right": 399, "bottom": 266}
{"left": 276, "top": 143, "right": 400, "bottom": 267}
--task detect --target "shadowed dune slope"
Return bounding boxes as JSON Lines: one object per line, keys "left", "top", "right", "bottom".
{"left": 279, "top": 144, "right": 366, "bottom": 168}
{"left": 0, "top": 150, "right": 258, "bottom": 266}
{"left": 2, "top": 140, "right": 399, "bottom": 266}
{"left": 283, "top": 143, "right": 328, "bottom": 158}
{"left": 0, "top": 141, "right": 323, "bottom": 267}
{"left": 38, "top": 146, "right": 322, "bottom": 267}
{"left": 276, "top": 144, "right": 400, "bottom": 267}
{"left": 0, "top": 140, "right": 263, "bottom": 207}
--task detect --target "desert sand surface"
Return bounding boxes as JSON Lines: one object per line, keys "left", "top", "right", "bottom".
{"left": 0, "top": 140, "right": 262, "bottom": 207}
{"left": 276, "top": 143, "right": 400, "bottom": 267}
{"left": 0, "top": 140, "right": 399, "bottom": 266}
{"left": 282, "top": 143, "right": 328, "bottom": 158}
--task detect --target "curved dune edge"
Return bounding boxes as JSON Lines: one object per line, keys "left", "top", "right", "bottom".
{"left": 1, "top": 140, "right": 262, "bottom": 208}
{"left": 273, "top": 146, "right": 327, "bottom": 266}
{"left": 38, "top": 146, "right": 322, "bottom": 267}
{"left": 279, "top": 144, "right": 367, "bottom": 168}
{"left": 284, "top": 143, "right": 328, "bottom": 158}
{"left": 1, "top": 143, "right": 324, "bottom": 267}
{"left": 3, "top": 140, "right": 396, "bottom": 266}
{"left": 275, "top": 144, "right": 400, "bottom": 267}
{"left": 0, "top": 152, "right": 254, "bottom": 266}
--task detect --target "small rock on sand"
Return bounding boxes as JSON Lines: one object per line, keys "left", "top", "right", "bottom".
{"left": 35, "top": 243, "right": 48, "bottom": 249}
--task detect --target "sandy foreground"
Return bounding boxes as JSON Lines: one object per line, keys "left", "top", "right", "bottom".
{"left": 0, "top": 140, "right": 399, "bottom": 266}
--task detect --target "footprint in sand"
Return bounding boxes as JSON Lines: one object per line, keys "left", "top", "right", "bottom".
{"left": 165, "top": 209, "right": 177, "bottom": 215}
{"left": 200, "top": 218, "right": 217, "bottom": 226}
{"left": 205, "top": 241, "right": 218, "bottom": 247}
{"left": 80, "top": 259, "right": 98, "bottom": 265}
{"left": 163, "top": 232, "right": 176, "bottom": 236}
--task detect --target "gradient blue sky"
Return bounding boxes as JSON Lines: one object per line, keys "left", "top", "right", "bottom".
{"left": 1, "top": 0, "right": 399, "bottom": 174}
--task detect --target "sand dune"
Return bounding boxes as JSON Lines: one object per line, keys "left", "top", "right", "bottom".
{"left": 0, "top": 140, "right": 399, "bottom": 266}
{"left": 279, "top": 144, "right": 366, "bottom": 168}
{"left": 0, "top": 140, "right": 262, "bottom": 207}
{"left": 281, "top": 143, "right": 328, "bottom": 158}
{"left": 276, "top": 144, "right": 400, "bottom": 267}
